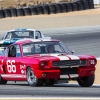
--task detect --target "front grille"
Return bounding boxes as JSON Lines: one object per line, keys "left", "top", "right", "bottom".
{"left": 60, "top": 68, "right": 77, "bottom": 75}
{"left": 52, "top": 60, "right": 86, "bottom": 67}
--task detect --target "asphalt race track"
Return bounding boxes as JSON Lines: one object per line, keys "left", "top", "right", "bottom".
{"left": 41, "top": 26, "right": 100, "bottom": 58}
{"left": 0, "top": 26, "right": 100, "bottom": 98}
{"left": 0, "top": 82, "right": 100, "bottom": 98}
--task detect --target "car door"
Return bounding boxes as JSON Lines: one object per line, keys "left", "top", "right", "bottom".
{"left": 3, "top": 44, "right": 22, "bottom": 80}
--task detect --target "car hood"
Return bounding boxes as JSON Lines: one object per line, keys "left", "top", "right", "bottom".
{"left": 26, "top": 53, "right": 96, "bottom": 61}
{"left": 0, "top": 38, "right": 23, "bottom": 44}
{"left": 26, "top": 53, "right": 81, "bottom": 61}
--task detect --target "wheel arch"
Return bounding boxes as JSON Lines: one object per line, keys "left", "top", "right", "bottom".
{"left": 0, "top": 64, "right": 6, "bottom": 74}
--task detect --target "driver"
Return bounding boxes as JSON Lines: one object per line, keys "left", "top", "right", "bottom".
{"left": 47, "top": 45, "right": 55, "bottom": 53}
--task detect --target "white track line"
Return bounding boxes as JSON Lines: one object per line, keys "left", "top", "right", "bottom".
{"left": 0, "top": 97, "right": 100, "bottom": 100}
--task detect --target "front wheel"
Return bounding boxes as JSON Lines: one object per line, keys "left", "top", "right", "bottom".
{"left": 77, "top": 74, "right": 95, "bottom": 87}
{"left": 0, "top": 75, "right": 7, "bottom": 84}
{"left": 26, "top": 67, "right": 44, "bottom": 86}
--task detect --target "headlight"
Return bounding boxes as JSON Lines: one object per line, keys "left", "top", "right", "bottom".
{"left": 90, "top": 60, "right": 95, "bottom": 64}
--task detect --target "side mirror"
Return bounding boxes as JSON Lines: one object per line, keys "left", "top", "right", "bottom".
{"left": 71, "top": 50, "right": 75, "bottom": 54}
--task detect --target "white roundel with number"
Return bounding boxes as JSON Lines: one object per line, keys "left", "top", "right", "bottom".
{"left": 7, "top": 60, "right": 16, "bottom": 73}
{"left": 90, "top": 60, "right": 95, "bottom": 64}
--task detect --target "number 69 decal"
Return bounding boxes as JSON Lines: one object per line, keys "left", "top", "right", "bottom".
{"left": 7, "top": 60, "right": 16, "bottom": 73}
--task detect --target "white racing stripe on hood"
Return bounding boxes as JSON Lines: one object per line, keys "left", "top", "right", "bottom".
{"left": 48, "top": 54, "right": 70, "bottom": 60}
{"left": 40, "top": 54, "right": 79, "bottom": 60}
{"left": 67, "top": 55, "right": 80, "bottom": 60}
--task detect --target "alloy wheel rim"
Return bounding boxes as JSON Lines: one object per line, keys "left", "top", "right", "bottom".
{"left": 27, "top": 68, "right": 36, "bottom": 84}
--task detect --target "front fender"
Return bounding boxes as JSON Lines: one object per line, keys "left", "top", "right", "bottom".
{"left": 0, "top": 65, "right": 5, "bottom": 74}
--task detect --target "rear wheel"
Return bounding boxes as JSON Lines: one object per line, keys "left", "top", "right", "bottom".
{"left": 26, "top": 67, "right": 43, "bottom": 86}
{"left": 0, "top": 75, "right": 7, "bottom": 84}
{"left": 77, "top": 74, "right": 95, "bottom": 87}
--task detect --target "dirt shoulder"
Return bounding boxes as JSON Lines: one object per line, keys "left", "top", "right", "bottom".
{"left": 95, "top": 60, "right": 100, "bottom": 84}
{"left": 1, "top": 7, "right": 100, "bottom": 30}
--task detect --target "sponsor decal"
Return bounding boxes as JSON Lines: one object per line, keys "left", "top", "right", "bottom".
{"left": 21, "top": 69, "right": 25, "bottom": 74}
{"left": 20, "top": 65, "right": 26, "bottom": 74}
{"left": 20, "top": 65, "right": 26, "bottom": 69}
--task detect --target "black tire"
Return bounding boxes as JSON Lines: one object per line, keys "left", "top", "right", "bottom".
{"left": 55, "top": 3, "right": 62, "bottom": 13}
{"left": 0, "top": 10, "right": 4, "bottom": 18}
{"left": 29, "top": 6, "right": 37, "bottom": 15}
{"left": 43, "top": 4, "right": 50, "bottom": 14}
{"left": 77, "top": 1, "right": 84, "bottom": 11}
{"left": 49, "top": 4, "right": 56, "bottom": 14}
{"left": 72, "top": 2, "right": 78, "bottom": 11}
{"left": 10, "top": 8, "right": 17, "bottom": 17}
{"left": 82, "top": 0, "right": 89, "bottom": 10}
{"left": 26, "top": 67, "right": 44, "bottom": 86}
{"left": 60, "top": 3, "right": 67, "bottom": 13}
{"left": 16, "top": 8, "right": 25, "bottom": 16}
{"left": 23, "top": 7, "right": 31, "bottom": 16}
{"left": 88, "top": 0, "right": 94, "bottom": 9}
{"left": 3, "top": 9, "right": 11, "bottom": 17}
{"left": 0, "top": 75, "right": 7, "bottom": 84}
{"left": 66, "top": 3, "right": 73, "bottom": 12}
{"left": 77, "top": 74, "right": 95, "bottom": 87}
{"left": 36, "top": 5, "right": 44, "bottom": 15}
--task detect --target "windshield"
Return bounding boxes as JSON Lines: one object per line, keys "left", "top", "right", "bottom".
{"left": 4, "top": 31, "right": 34, "bottom": 39}
{"left": 22, "top": 41, "right": 71, "bottom": 56}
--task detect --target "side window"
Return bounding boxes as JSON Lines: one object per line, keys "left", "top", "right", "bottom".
{"left": 8, "top": 46, "right": 16, "bottom": 57}
{"left": 16, "top": 45, "right": 21, "bottom": 57}
{"left": 35, "top": 31, "right": 42, "bottom": 39}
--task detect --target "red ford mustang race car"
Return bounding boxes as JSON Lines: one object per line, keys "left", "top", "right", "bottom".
{"left": 0, "top": 38, "right": 97, "bottom": 87}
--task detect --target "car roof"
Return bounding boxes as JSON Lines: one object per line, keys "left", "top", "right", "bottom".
{"left": 8, "top": 28, "right": 38, "bottom": 32}
{"left": 15, "top": 38, "right": 60, "bottom": 45}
